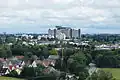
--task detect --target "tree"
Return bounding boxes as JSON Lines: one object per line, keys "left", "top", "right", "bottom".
{"left": 49, "top": 48, "right": 58, "bottom": 55}
{"left": 9, "top": 70, "right": 18, "bottom": 77}
{"left": 23, "top": 52, "right": 33, "bottom": 61}
{"left": 0, "top": 38, "right": 4, "bottom": 44}
{"left": 78, "top": 70, "right": 89, "bottom": 80}
{"left": 29, "top": 44, "right": 42, "bottom": 57}
{"left": 5, "top": 36, "right": 16, "bottom": 43}
{"left": 35, "top": 64, "right": 45, "bottom": 76}
{"left": 20, "top": 66, "right": 36, "bottom": 77}
{"left": 87, "top": 55, "right": 92, "bottom": 64}
{"left": 54, "top": 59, "right": 62, "bottom": 70}
{"left": 67, "top": 51, "right": 87, "bottom": 75}
{"left": 42, "top": 47, "right": 49, "bottom": 59}
{"left": 6, "top": 46, "right": 12, "bottom": 58}
{"left": 0, "top": 45, "right": 12, "bottom": 58}
{"left": 95, "top": 54, "right": 119, "bottom": 68}
{"left": 0, "top": 48, "right": 7, "bottom": 58}
{"left": 11, "top": 43, "right": 29, "bottom": 56}
{"left": 87, "top": 70, "right": 116, "bottom": 80}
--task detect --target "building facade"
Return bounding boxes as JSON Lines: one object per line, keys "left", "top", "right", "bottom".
{"left": 48, "top": 26, "right": 81, "bottom": 40}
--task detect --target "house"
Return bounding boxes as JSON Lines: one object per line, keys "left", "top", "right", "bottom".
{"left": 0, "top": 68, "right": 10, "bottom": 76}
{"left": 28, "top": 60, "right": 37, "bottom": 67}
{"left": 20, "top": 61, "right": 25, "bottom": 67}
{"left": 31, "top": 61, "right": 37, "bottom": 67}
{"left": 88, "top": 63, "right": 97, "bottom": 75}
{"left": 67, "top": 75, "right": 79, "bottom": 80}
{"left": 42, "top": 60, "right": 51, "bottom": 67}
{"left": 15, "top": 69, "right": 22, "bottom": 75}
{"left": 41, "top": 59, "right": 56, "bottom": 67}
{"left": 31, "top": 55, "right": 38, "bottom": 60}
{"left": 48, "top": 55, "right": 59, "bottom": 60}
{"left": 1, "top": 59, "right": 23, "bottom": 71}
{"left": 43, "top": 67, "right": 60, "bottom": 76}
{"left": 0, "top": 58, "right": 5, "bottom": 62}
{"left": 15, "top": 56, "right": 24, "bottom": 60}
{"left": 48, "top": 55, "right": 59, "bottom": 67}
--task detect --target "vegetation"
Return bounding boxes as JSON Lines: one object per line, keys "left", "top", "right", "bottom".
{"left": 21, "top": 64, "right": 45, "bottom": 77}
{"left": 90, "top": 49, "right": 120, "bottom": 68}
{"left": 87, "top": 70, "right": 115, "bottom": 80}
{"left": 101, "top": 68, "right": 120, "bottom": 80}
{"left": 0, "top": 34, "right": 120, "bottom": 80}
{"left": 0, "top": 76, "right": 24, "bottom": 80}
{"left": 49, "top": 48, "right": 58, "bottom": 55}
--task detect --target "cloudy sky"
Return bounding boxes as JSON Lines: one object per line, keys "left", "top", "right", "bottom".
{"left": 0, "top": 0, "right": 120, "bottom": 34}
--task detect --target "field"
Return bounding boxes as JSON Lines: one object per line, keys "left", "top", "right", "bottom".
{"left": 0, "top": 76, "right": 24, "bottom": 80}
{"left": 101, "top": 68, "right": 120, "bottom": 80}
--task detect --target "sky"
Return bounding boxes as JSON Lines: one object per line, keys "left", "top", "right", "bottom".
{"left": 0, "top": 0, "right": 120, "bottom": 34}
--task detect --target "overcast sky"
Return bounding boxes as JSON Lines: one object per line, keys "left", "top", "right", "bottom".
{"left": 0, "top": 0, "right": 120, "bottom": 34}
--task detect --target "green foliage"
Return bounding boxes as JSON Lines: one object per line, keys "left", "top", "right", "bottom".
{"left": 11, "top": 43, "right": 29, "bottom": 55}
{"left": 0, "top": 38, "right": 4, "bottom": 44}
{"left": 95, "top": 54, "right": 119, "bottom": 68}
{"left": 87, "top": 70, "right": 116, "bottom": 80}
{"left": 21, "top": 67, "right": 36, "bottom": 77}
{"left": 0, "top": 45, "right": 12, "bottom": 58}
{"left": 54, "top": 59, "right": 62, "bottom": 70}
{"left": 0, "top": 77, "right": 23, "bottom": 80}
{"left": 85, "top": 53, "right": 92, "bottom": 65}
{"left": 78, "top": 70, "right": 89, "bottom": 80}
{"left": 69, "top": 51, "right": 87, "bottom": 65}
{"left": 23, "top": 52, "right": 33, "bottom": 61}
{"left": 102, "top": 68, "right": 120, "bottom": 80}
{"left": 35, "top": 64, "right": 45, "bottom": 76}
{"left": 42, "top": 47, "right": 49, "bottom": 59}
{"left": 21, "top": 65, "right": 45, "bottom": 77}
{"left": 63, "top": 48, "right": 75, "bottom": 57}
{"left": 0, "top": 48, "right": 7, "bottom": 57}
{"left": 92, "top": 50, "right": 120, "bottom": 68}
{"left": 49, "top": 48, "right": 58, "bottom": 55}
{"left": 6, "top": 36, "right": 16, "bottom": 43}
{"left": 67, "top": 51, "right": 87, "bottom": 75}
{"left": 9, "top": 70, "right": 18, "bottom": 77}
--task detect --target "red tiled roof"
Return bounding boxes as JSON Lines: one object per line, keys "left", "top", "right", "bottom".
{"left": 0, "top": 58, "right": 5, "bottom": 62}
{"left": 41, "top": 60, "right": 56, "bottom": 67}
{"left": 15, "top": 56, "right": 24, "bottom": 59}
{"left": 9, "top": 65, "right": 17, "bottom": 70}
{"left": 42, "top": 60, "right": 50, "bottom": 67}
{"left": 9, "top": 65, "right": 13, "bottom": 70}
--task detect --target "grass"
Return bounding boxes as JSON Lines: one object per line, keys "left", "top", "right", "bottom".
{"left": 0, "top": 76, "right": 24, "bottom": 80}
{"left": 101, "top": 68, "right": 120, "bottom": 80}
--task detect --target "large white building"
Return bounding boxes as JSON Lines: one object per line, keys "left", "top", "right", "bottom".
{"left": 48, "top": 26, "right": 81, "bottom": 40}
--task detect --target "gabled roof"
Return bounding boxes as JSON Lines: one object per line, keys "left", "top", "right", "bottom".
{"left": 0, "top": 68, "right": 8, "bottom": 73}
{"left": 48, "top": 55, "right": 59, "bottom": 60}
{"left": 41, "top": 59, "right": 56, "bottom": 67}
{"left": 15, "top": 56, "right": 24, "bottom": 59}
{"left": 0, "top": 58, "right": 5, "bottom": 62}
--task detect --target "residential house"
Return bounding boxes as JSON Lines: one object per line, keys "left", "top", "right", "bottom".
{"left": 15, "top": 69, "right": 22, "bottom": 75}
{"left": 0, "top": 68, "right": 10, "bottom": 76}
{"left": 43, "top": 67, "right": 60, "bottom": 76}
{"left": 27, "top": 60, "right": 37, "bottom": 67}
{"left": 15, "top": 56, "right": 24, "bottom": 60}
{"left": 48, "top": 55, "right": 59, "bottom": 60}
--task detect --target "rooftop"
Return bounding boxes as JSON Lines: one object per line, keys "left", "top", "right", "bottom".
{"left": 55, "top": 26, "right": 71, "bottom": 30}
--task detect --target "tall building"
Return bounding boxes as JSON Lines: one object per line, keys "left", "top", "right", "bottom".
{"left": 78, "top": 29, "right": 81, "bottom": 39}
{"left": 48, "top": 26, "right": 81, "bottom": 40}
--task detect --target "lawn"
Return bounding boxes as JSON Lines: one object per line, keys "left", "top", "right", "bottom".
{"left": 101, "top": 68, "right": 120, "bottom": 80}
{"left": 0, "top": 76, "right": 24, "bottom": 80}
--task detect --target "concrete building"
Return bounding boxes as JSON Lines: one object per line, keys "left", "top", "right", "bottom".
{"left": 48, "top": 26, "right": 81, "bottom": 39}
{"left": 56, "top": 31, "right": 66, "bottom": 40}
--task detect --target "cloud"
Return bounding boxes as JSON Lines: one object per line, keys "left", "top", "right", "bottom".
{"left": 0, "top": 0, "right": 120, "bottom": 33}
